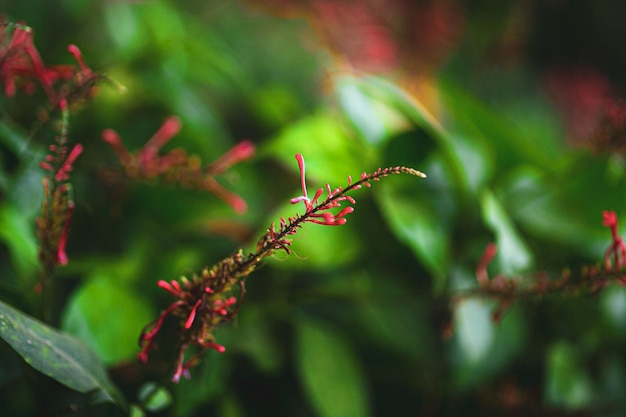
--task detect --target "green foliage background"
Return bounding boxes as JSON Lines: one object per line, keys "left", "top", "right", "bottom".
{"left": 1, "top": 0, "right": 626, "bottom": 416}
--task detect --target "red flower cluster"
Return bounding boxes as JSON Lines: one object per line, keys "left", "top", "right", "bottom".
{"left": 102, "top": 117, "right": 256, "bottom": 213}
{"left": 289, "top": 153, "right": 356, "bottom": 226}
{"left": 139, "top": 264, "right": 245, "bottom": 383}
{"left": 0, "top": 21, "right": 95, "bottom": 106}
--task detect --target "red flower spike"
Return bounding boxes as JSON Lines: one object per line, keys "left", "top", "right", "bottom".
{"left": 172, "top": 344, "right": 191, "bottom": 383}
{"left": 138, "top": 116, "right": 182, "bottom": 165}
{"left": 201, "top": 176, "right": 248, "bottom": 214}
{"left": 55, "top": 144, "right": 83, "bottom": 182}
{"left": 138, "top": 300, "right": 185, "bottom": 363}
{"left": 207, "top": 140, "right": 256, "bottom": 174}
{"left": 102, "top": 129, "right": 133, "bottom": 165}
{"left": 56, "top": 201, "right": 74, "bottom": 266}
{"left": 158, "top": 280, "right": 186, "bottom": 298}
{"left": 67, "top": 44, "right": 91, "bottom": 76}
{"left": 202, "top": 342, "right": 226, "bottom": 353}
{"left": 603, "top": 210, "right": 626, "bottom": 271}
{"left": 103, "top": 118, "right": 254, "bottom": 213}
{"left": 170, "top": 280, "right": 182, "bottom": 292}
{"left": 39, "top": 161, "right": 54, "bottom": 172}
{"left": 290, "top": 153, "right": 311, "bottom": 207}
{"left": 476, "top": 243, "right": 498, "bottom": 287}
{"left": 336, "top": 206, "right": 355, "bottom": 218}
{"left": 184, "top": 299, "right": 202, "bottom": 329}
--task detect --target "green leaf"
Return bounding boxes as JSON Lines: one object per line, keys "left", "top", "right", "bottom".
{"left": 103, "top": 2, "right": 145, "bottom": 56}
{"left": 334, "top": 75, "right": 410, "bottom": 146}
{"left": 454, "top": 299, "right": 494, "bottom": 364}
{"left": 601, "top": 285, "right": 626, "bottom": 338}
{"left": 0, "top": 299, "right": 124, "bottom": 406}
{"left": 357, "top": 292, "right": 434, "bottom": 363}
{"left": 439, "top": 79, "right": 563, "bottom": 170}
{"left": 481, "top": 188, "right": 533, "bottom": 274}
{"left": 260, "top": 111, "right": 376, "bottom": 186}
{"left": 545, "top": 342, "right": 593, "bottom": 409}
{"left": 451, "top": 281, "right": 527, "bottom": 387}
{"left": 296, "top": 319, "right": 370, "bottom": 417}
{"left": 172, "top": 350, "right": 227, "bottom": 417}
{"left": 216, "top": 305, "right": 283, "bottom": 373}
{"left": 354, "top": 76, "right": 469, "bottom": 193}
{"left": 138, "top": 382, "right": 172, "bottom": 412}
{"left": 503, "top": 155, "right": 626, "bottom": 256}
{"left": 0, "top": 119, "right": 41, "bottom": 160}
{"left": 61, "top": 274, "right": 154, "bottom": 364}
{"left": 376, "top": 175, "right": 451, "bottom": 291}
{"left": 0, "top": 204, "right": 39, "bottom": 281}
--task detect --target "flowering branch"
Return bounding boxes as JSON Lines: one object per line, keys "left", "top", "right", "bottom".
{"left": 455, "top": 210, "right": 626, "bottom": 324}
{"left": 34, "top": 99, "right": 82, "bottom": 322}
{"left": 139, "top": 153, "right": 426, "bottom": 382}
{"left": 36, "top": 99, "right": 82, "bottom": 269}
{"left": 102, "top": 117, "right": 255, "bottom": 213}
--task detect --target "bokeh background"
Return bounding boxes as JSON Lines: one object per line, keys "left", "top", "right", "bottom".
{"left": 2, "top": 0, "right": 626, "bottom": 416}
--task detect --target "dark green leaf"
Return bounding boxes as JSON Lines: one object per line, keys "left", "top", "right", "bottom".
{"left": 0, "top": 299, "right": 124, "bottom": 407}
{"left": 376, "top": 174, "right": 451, "bottom": 292}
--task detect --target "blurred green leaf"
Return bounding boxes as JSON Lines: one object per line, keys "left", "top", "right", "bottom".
{"left": 0, "top": 204, "right": 39, "bottom": 282}
{"left": 357, "top": 77, "right": 469, "bottom": 193}
{"left": 261, "top": 111, "right": 376, "bottom": 185}
{"left": 481, "top": 188, "right": 534, "bottom": 274}
{"left": 249, "top": 85, "right": 301, "bottom": 130}
{"left": 440, "top": 79, "right": 563, "bottom": 170}
{"left": 601, "top": 284, "right": 626, "bottom": 338}
{"left": 454, "top": 299, "right": 494, "bottom": 364}
{"left": 216, "top": 305, "right": 283, "bottom": 374}
{"left": 138, "top": 382, "right": 172, "bottom": 412}
{"left": 61, "top": 274, "right": 153, "bottom": 364}
{"left": 104, "top": 2, "right": 146, "bottom": 56}
{"left": 296, "top": 319, "right": 370, "bottom": 417}
{"left": 0, "top": 120, "right": 41, "bottom": 160}
{"left": 172, "top": 350, "right": 227, "bottom": 417}
{"left": 129, "top": 404, "right": 145, "bottom": 417}
{"left": 545, "top": 342, "right": 593, "bottom": 409}
{"left": 335, "top": 75, "right": 410, "bottom": 146}
{"left": 503, "top": 155, "right": 626, "bottom": 257}
{"left": 0, "top": 299, "right": 124, "bottom": 406}
{"left": 377, "top": 176, "right": 451, "bottom": 291}
{"left": 357, "top": 292, "right": 435, "bottom": 363}
{"left": 452, "top": 295, "right": 526, "bottom": 387}
{"left": 448, "top": 131, "right": 495, "bottom": 194}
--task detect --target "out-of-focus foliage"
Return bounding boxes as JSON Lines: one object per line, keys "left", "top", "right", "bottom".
{"left": 2, "top": 0, "right": 626, "bottom": 416}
